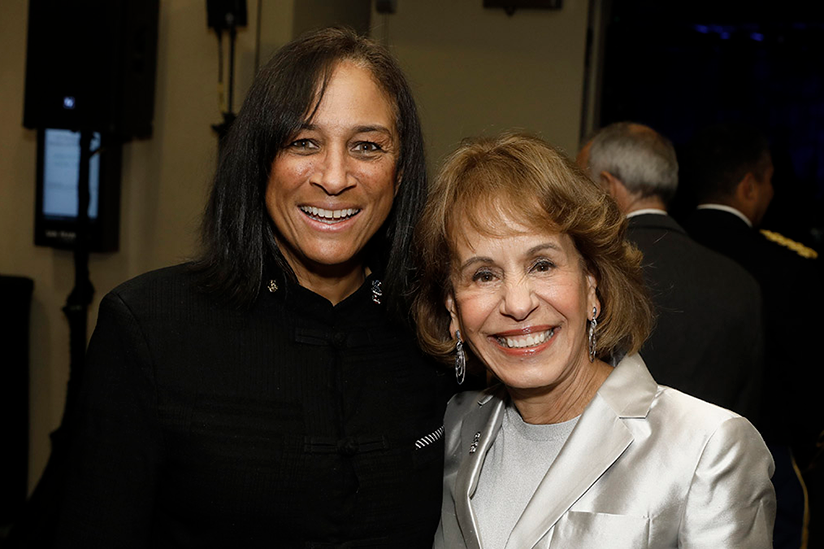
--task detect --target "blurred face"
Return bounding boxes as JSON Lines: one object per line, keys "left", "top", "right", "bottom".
{"left": 446, "top": 217, "right": 599, "bottom": 394}
{"left": 265, "top": 61, "right": 398, "bottom": 285}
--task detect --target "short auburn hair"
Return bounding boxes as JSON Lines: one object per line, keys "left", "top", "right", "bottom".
{"left": 412, "top": 132, "right": 652, "bottom": 366}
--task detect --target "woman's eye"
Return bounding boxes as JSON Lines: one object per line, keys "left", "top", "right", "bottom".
{"left": 289, "top": 139, "right": 316, "bottom": 150}
{"left": 354, "top": 141, "right": 382, "bottom": 153}
{"left": 531, "top": 259, "right": 554, "bottom": 273}
{"left": 472, "top": 270, "right": 496, "bottom": 283}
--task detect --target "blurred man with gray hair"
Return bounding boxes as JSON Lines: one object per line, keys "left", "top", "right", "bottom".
{"left": 578, "top": 122, "right": 765, "bottom": 423}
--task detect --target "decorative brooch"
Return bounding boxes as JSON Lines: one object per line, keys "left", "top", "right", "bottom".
{"left": 469, "top": 431, "right": 481, "bottom": 454}
{"left": 371, "top": 279, "right": 383, "bottom": 305}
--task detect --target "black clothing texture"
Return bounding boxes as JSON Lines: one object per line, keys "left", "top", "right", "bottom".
{"left": 626, "top": 214, "right": 764, "bottom": 423}
{"left": 684, "top": 208, "right": 823, "bottom": 449}
{"left": 685, "top": 207, "right": 824, "bottom": 549}
{"left": 54, "top": 265, "right": 454, "bottom": 548}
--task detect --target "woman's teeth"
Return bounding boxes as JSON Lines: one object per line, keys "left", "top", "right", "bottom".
{"left": 498, "top": 329, "right": 555, "bottom": 349}
{"left": 301, "top": 206, "right": 360, "bottom": 223}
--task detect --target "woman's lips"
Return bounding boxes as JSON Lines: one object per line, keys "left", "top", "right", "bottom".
{"left": 494, "top": 327, "right": 557, "bottom": 350}
{"left": 300, "top": 205, "right": 361, "bottom": 224}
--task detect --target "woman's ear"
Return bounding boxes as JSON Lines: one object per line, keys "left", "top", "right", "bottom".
{"left": 445, "top": 293, "right": 460, "bottom": 338}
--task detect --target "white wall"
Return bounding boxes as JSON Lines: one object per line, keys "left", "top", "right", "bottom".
{"left": 371, "top": 0, "right": 590, "bottom": 169}
{"left": 1, "top": 0, "right": 590, "bottom": 495}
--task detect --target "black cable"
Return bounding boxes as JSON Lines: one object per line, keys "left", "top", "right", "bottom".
{"left": 254, "top": 0, "right": 262, "bottom": 73}
{"left": 217, "top": 30, "right": 223, "bottom": 85}
{"left": 217, "top": 30, "right": 224, "bottom": 113}
{"left": 228, "top": 25, "right": 236, "bottom": 115}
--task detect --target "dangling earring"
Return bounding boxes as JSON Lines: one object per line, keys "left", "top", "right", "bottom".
{"left": 455, "top": 330, "right": 466, "bottom": 385}
{"left": 588, "top": 306, "right": 598, "bottom": 362}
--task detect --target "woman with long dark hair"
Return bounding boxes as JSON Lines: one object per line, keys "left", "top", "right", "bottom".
{"left": 55, "top": 27, "right": 452, "bottom": 547}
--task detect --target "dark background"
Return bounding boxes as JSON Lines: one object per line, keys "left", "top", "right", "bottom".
{"left": 600, "top": 0, "right": 824, "bottom": 250}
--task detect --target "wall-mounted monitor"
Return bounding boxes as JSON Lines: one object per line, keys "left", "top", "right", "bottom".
{"left": 34, "top": 128, "right": 121, "bottom": 252}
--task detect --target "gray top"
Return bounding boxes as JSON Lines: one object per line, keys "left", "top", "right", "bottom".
{"left": 472, "top": 403, "right": 579, "bottom": 549}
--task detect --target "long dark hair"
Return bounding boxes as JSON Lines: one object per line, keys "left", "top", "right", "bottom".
{"left": 193, "top": 27, "right": 427, "bottom": 322}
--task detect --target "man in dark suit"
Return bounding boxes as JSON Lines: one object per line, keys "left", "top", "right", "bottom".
{"left": 680, "top": 123, "right": 822, "bottom": 549}
{"left": 578, "top": 122, "right": 765, "bottom": 423}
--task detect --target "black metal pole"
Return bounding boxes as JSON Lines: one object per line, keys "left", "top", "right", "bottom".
{"left": 228, "top": 24, "right": 236, "bottom": 115}
{"left": 62, "top": 129, "right": 95, "bottom": 415}
{"left": 212, "top": 24, "right": 237, "bottom": 152}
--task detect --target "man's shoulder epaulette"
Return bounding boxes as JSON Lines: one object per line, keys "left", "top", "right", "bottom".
{"left": 760, "top": 229, "right": 819, "bottom": 259}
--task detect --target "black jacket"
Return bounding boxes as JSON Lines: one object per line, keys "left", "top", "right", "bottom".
{"left": 626, "top": 213, "right": 765, "bottom": 424}
{"left": 55, "top": 264, "right": 454, "bottom": 548}
{"left": 684, "top": 208, "right": 823, "bottom": 450}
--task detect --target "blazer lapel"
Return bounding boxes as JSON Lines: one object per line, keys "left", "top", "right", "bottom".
{"left": 454, "top": 390, "right": 507, "bottom": 549}
{"left": 505, "top": 355, "right": 656, "bottom": 548}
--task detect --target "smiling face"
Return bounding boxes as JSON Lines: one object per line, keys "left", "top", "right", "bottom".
{"left": 265, "top": 60, "right": 398, "bottom": 296}
{"left": 446, "top": 218, "right": 599, "bottom": 395}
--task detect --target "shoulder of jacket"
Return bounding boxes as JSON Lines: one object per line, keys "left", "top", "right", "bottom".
{"left": 759, "top": 229, "right": 819, "bottom": 259}
{"left": 446, "top": 385, "right": 504, "bottom": 420}
{"left": 651, "top": 386, "right": 745, "bottom": 437}
{"left": 105, "top": 264, "right": 200, "bottom": 311}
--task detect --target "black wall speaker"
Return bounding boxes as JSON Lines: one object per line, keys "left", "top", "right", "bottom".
{"left": 206, "top": 0, "right": 247, "bottom": 31}
{"left": 23, "top": 0, "right": 160, "bottom": 140}
{"left": 0, "top": 276, "right": 33, "bottom": 527}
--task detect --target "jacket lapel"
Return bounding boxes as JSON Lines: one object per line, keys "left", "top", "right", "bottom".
{"left": 505, "top": 355, "right": 657, "bottom": 548}
{"left": 453, "top": 389, "right": 507, "bottom": 549}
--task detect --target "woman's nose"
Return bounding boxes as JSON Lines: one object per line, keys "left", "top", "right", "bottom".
{"left": 314, "top": 147, "right": 355, "bottom": 196}
{"left": 500, "top": 278, "right": 538, "bottom": 321}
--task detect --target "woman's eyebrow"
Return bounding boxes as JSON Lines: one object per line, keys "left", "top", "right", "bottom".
{"left": 458, "top": 256, "right": 493, "bottom": 271}
{"left": 353, "top": 124, "right": 394, "bottom": 138}
{"left": 527, "top": 242, "right": 561, "bottom": 255}
{"left": 297, "top": 122, "right": 393, "bottom": 135}
{"left": 457, "top": 243, "right": 561, "bottom": 271}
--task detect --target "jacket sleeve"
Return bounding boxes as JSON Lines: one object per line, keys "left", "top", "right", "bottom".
{"left": 54, "top": 291, "right": 163, "bottom": 548}
{"left": 679, "top": 416, "right": 776, "bottom": 548}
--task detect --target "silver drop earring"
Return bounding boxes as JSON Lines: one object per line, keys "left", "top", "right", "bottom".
{"left": 455, "top": 330, "right": 466, "bottom": 385}
{"left": 588, "top": 306, "right": 598, "bottom": 362}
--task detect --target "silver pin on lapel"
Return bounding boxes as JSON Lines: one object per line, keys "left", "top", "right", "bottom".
{"left": 469, "top": 431, "right": 481, "bottom": 453}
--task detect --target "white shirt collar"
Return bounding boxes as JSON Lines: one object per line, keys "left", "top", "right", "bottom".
{"left": 696, "top": 204, "right": 752, "bottom": 228}
{"left": 626, "top": 208, "right": 668, "bottom": 218}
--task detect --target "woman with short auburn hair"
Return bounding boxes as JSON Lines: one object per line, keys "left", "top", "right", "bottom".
{"left": 414, "top": 131, "right": 650, "bottom": 367}
{"left": 414, "top": 132, "right": 776, "bottom": 549}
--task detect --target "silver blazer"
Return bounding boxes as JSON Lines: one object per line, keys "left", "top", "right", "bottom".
{"left": 434, "top": 354, "right": 776, "bottom": 549}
